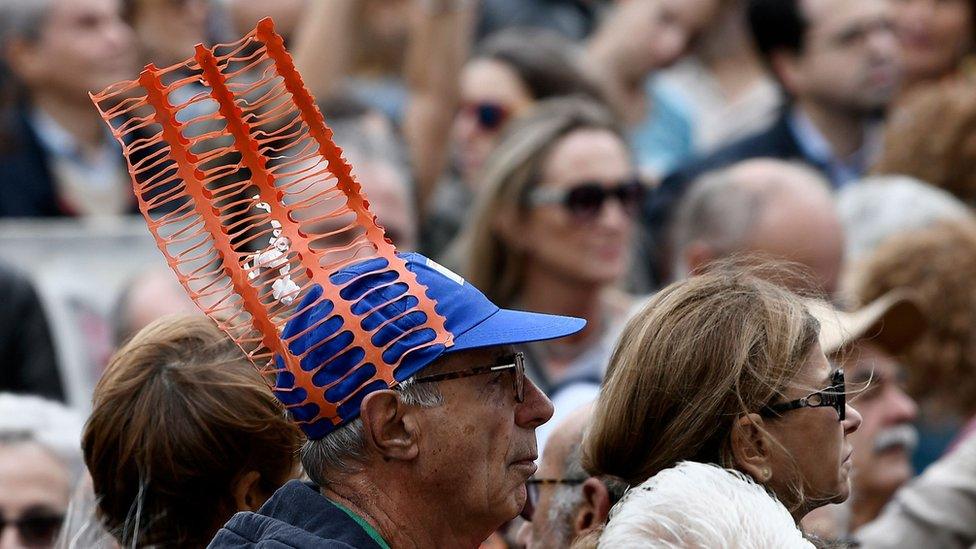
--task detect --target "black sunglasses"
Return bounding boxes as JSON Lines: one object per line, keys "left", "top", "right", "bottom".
{"left": 461, "top": 102, "right": 510, "bottom": 131}
{"left": 519, "top": 477, "right": 587, "bottom": 521}
{"left": 528, "top": 179, "right": 646, "bottom": 221}
{"left": 412, "top": 352, "right": 525, "bottom": 403}
{"left": 760, "top": 369, "right": 846, "bottom": 421}
{"left": 1, "top": 513, "right": 64, "bottom": 547}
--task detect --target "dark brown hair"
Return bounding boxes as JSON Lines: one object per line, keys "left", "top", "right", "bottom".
{"left": 82, "top": 315, "right": 302, "bottom": 547}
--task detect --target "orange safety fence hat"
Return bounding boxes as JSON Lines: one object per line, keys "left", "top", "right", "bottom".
{"left": 91, "top": 19, "right": 584, "bottom": 439}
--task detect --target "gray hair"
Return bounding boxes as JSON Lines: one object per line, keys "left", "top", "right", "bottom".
{"left": 838, "top": 175, "right": 974, "bottom": 264}
{"left": 0, "top": 392, "right": 84, "bottom": 485}
{"left": 301, "top": 378, "right": 443, "bottom": 487}
{"left": 667, "top": 161, "right": 831, "bottom": 280}
{"left": 547, "top": 443, "right": 630, "bottom": 546}
{"left": 0, "top": 0, "right": 55, "bottom": 47}
{"left": 668, "top": 169, "right": 767, "bottom": 280}
{"left": 547, "top": 445, "right": 589, "bottom": 545}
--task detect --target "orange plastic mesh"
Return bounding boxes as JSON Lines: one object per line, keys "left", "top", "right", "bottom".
{"left": 90, "top": 18, "right": 453, "bottom": 433}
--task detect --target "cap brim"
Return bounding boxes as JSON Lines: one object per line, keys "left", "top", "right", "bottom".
{"left": 448, "top": 307, "right": 587, "bottom": 352}
{"left": 806, "top": 291, "right": 927, "bottom": 356}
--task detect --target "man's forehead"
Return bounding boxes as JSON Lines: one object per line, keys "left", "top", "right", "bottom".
{"left": 433, "top": 344, "right": 514, "bottom": 373}
{"left": 801, "top": 0, "right": 889, "bottom": 37}
{"left": 839, "top": 340, "right": 900, "bottom": 379}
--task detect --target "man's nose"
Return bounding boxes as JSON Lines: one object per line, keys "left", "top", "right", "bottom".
{"left": 888, "top": 385, "right": 918, "bottom": 424}
{"left": 517, "top": 377, "right": 554, "bottom": 429}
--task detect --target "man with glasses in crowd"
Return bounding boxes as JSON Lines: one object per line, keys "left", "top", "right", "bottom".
{"left": 643, "top": 0, "right": 902, "bottom": 287}
{"left": 517, "top": 403, "right": 626, "bottom": 548}
{"left": 210, "top": 253, "right": 584, "bottom": 548}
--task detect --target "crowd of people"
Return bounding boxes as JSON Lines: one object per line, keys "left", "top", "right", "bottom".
{"left": 3, "top": 0, "right": 976, "bottom": 547}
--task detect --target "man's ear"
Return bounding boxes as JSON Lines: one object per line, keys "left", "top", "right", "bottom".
{"left": 232, "top": 470, "right": 265, "bottom": 511}
{"left": 769, "top": 49, "right": 803, "bottom": 96}
{"left": 574, "top": 477, "right": 612, "bottom": 536}
{"left": 359, "top": 390, "right": 420, "bottom": 462}
{"left": 730, "top": 413, "right": 774, "bottom": 483}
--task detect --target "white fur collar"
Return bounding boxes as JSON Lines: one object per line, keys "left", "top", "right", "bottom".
{"left": 599, "top": 461, "right": 815, "bottom": 548}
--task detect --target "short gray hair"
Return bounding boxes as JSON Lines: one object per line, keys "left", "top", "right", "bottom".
{"left": 301, "top": 378, "right": 443, "bottom": 487}
{"left": 547, "top": 445, "right": 589, "bottom": 544}
{"left": 667, "top": 169, "right": 767, "bottom": 279}
{"left": 546, "top": 444, "right": 630, "bottom": 546}
{"left": 838, "top": 175, "right": 974, "bottom": 264}
{"left": 667, "top": 161, "right": 831, "bottom": 280}
{"left": 0, "top": 0, "right": 55, "bottom": 47}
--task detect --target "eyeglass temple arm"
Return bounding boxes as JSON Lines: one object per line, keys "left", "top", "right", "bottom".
{"left": 759, "top": 398, "right": 808, "bottom": 417}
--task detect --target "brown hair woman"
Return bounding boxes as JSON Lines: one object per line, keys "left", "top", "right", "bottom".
{"left": 584, "top": 266, "right": 862, "bottom": 541}
{"left": 82, "top": 315, "right": 302, "bottom": 547}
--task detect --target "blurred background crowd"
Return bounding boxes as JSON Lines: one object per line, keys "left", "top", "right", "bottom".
{"left": 3, "top": 0, "right": 976, "bottom": 547}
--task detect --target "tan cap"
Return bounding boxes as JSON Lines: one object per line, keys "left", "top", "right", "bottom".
{"left": 804, "top": 291, "right": 927, "bottom": 356}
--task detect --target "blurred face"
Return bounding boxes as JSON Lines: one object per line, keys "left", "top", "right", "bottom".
{"left": 517, "top": 424, "right": 579, "bottom": 549}
{"left": 357, "top": 160, "right": 417, "bottom": 250}
{"left": 130, "top": 0, "right": 209, "bottom": 67}
{"left": 762, "top": 343, "right": 863, "bottom": 517}
{"left": 455, "top": 59, "right": 535, "bottom": 184}
{"left": 0, "top": 443, "right": 71, "bottom": 549}
{"left": 890, "top": 0, "right": 973, "bottom": 84}
{"left": 610, "top": 0, "right": 719, "bottom": 73}
{"left": 841, "top": 342, "right": 918, "bottom": 507}
{"left": 514, "top": 129, "right": 637, "bottom": 288}
{"left": 788, "top": 0, "right": 901, "bottom": 113}
{"left": 417, "top": 347, "right": 554, "bottom": 535}
{"left": 226, "top": 0, "right": 308, "bottom": 38}
{"left": 8, "top": 0, "right": 136, "bottom": 101}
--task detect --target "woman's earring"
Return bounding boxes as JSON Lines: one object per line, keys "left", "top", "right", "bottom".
{"left": 761, "top": 468, "right": 772, "bottom": 482}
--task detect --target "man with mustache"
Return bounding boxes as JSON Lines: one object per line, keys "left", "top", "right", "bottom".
{"left": 803, "top": 291, "right": 927, "bottom": 539}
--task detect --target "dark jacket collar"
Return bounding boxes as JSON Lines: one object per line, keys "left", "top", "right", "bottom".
{"left": 208, "top": 480, "right": 384, "bottom": 548}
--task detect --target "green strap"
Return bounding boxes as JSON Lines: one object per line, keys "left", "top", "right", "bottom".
{"left": 330, "top": 499, "right": 392, "bottom": 549}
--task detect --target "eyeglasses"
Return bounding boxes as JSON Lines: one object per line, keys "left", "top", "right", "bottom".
{"left": 412, "top": 352, "right": 525, "bottom": 403}
{"left": 460, "top": 102, "right": 510, "bottom": 131}
{"left": 528, "top": 179, "right": 646, "bottom": 221}
{"left": 519, "top": 477, "right": 587, "bottom": 521}
{"left": 1, "top": 513, "right": 64, "bottom": 547}
{"left": 760, "top": 369, "right": 846, "bottom": 421}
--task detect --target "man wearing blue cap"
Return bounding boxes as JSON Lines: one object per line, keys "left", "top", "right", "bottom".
{"left": 210, "top": 253, "right": 585, "bottom": 549}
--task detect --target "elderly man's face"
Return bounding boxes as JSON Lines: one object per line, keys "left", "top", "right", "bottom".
{"left": 788, "top": 0, "right": 901, "bottom": 113}
{"left": 841, "top": 342, "right": 918, "bottom": 509}
{"left": 415, "top": 347, "right": 554, "bottom": 532}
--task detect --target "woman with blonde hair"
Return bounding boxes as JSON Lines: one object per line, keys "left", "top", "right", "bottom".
{"left": 583, "top": 266, "right": 862, "bottom": 545}
{"left": 453, "top": 96, "right": 644, "bottom": 396}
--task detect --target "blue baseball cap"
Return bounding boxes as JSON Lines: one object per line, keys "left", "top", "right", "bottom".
{"left": 273, "top": 252, "right": 585, "bottom": 439}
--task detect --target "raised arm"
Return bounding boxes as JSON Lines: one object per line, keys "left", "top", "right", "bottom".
{"left": 403, "top": 0, "right": 477, "bottom": 215}
{"left": 290, "top": 0, "right": 358, "bottom": 101}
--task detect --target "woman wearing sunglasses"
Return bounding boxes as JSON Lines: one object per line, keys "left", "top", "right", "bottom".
{"left": 453, "top": 96, "right": 643, "bottom": 396}
{"left": 422, "top": 29, "right": 606, "bottom": 257}
{"left": 583, "top": 266, "right": 862, "bottom": 545}
{"left": 0, "top": 394, "right": 83, "bottom": 549}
